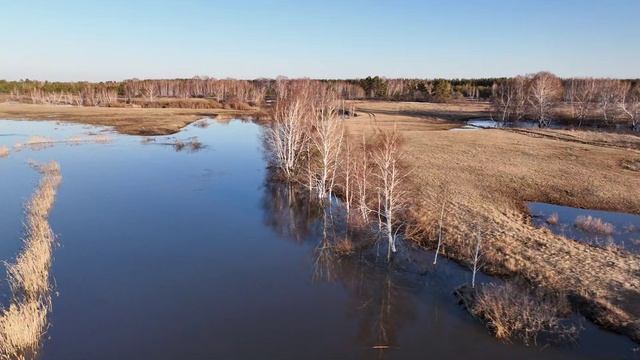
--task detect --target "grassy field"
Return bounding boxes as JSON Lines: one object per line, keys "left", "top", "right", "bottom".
{"left": 0, "top": 102, "right": 261, "bottom": 135}
{"left": 345, "top": 100, "right": 640, "bottom": 341}
{"left": 1, "top": 99, "right": 639, "bottom": 341}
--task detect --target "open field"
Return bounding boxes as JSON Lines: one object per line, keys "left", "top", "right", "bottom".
{"left": 2, "top": 99, "right": 639, "bottom": 343}
{"left": 0, "top": 102, "right": 261, "bottom": 136}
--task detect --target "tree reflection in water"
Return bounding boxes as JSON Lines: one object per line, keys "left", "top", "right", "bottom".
{"left": 262, "top": 179, "right": 421, "bottom": 357}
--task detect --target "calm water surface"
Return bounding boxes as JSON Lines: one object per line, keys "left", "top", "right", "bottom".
{"left": 0, "top": 119, "right": 637, "bottom": 359}
{"left": 529, "top": 202, "right": 640, "bottom": 254}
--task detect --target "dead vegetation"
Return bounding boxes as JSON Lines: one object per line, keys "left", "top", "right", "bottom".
{"left": 575, "top": 216, "right": 615, "bottom": 235}
{"left": 463, "top": 280, "right": 579, "bottom": 346}
{"left": 340, "top": 100, "right": 640, "bottom": 343}
{"left": 0, "top": 161, "right": 61, "bottom": 360}
{"left": 0, "top": 146, "right": 9, "bottom": 158}
{"left": 546, "top": 212, "right": 559, "bottom": 225}
{"left": 13, "top": 135, "right": 112, "bottom": 151}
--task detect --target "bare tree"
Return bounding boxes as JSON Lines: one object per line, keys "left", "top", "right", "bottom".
{"left": 470, "top": 228, "right": 483, "bottom": 288}
{"left": 308, "top": 91, "right": 344, "bottom": 200}
{"left": 432, "top": 194, "right": 447, "bottom": 265}
{"left": 527, "top": 72, "right": 562, "bottom": 127}
{"left": 569, "top": 78, "right": 597, "bottom": 127}
{"left": 354, "top": 133, "right": 371, "bottom": 222}
{"left": 618, "top": 82, "right": 640, "bottom": 131}
{"left": 263, "top": 83, "right": 312, "bottom": 180}
{"left": 371, "top": 128, "right": 408, "bottom": 261}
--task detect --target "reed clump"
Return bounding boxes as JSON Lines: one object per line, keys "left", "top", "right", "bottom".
{"left": 574, "top": 215, "right": 615, "bottom": 235}
{"left": 0, "top": 161, "right": 61, "bottom": 360}
{"left": 546, "top": 212, "right": 559, "bottom": 225}
{"left": 469, "top": 281, "right": 579, "bottom": 346}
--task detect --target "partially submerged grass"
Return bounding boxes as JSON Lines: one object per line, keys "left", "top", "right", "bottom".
{"left": 546, "top": 212, "right": 559, "bottom": 225}
{"left": 172, "top": 137, "right": 203, "bottom": 152}
{"left": 0, "top": 161, "right": 61, "bottom": 359}
{"left": 575, "top": 216, "right": 615, "bottom": 235}
{"left": 466, "top": 281, "right": 579, "bottom": 346}
{"left": 0, "top": 301, "right": 48, "bottom": 360}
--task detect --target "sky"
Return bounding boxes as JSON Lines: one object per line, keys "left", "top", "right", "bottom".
{"left": 1, "top": 0, "right": 639, "bottom": 81}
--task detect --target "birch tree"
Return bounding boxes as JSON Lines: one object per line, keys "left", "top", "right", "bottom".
{"left": 527, "top": 72, "right": 562, "bottom": 127}
{"left": 371, "top": 129, "right": 408, "bottom": 261}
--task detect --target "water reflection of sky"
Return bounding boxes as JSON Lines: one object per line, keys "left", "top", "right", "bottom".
{"left": 0, "top": 118, "right": 637, "bottom": 359}
{"left": 529, "top": 202, "right": 640, "bottom": 254}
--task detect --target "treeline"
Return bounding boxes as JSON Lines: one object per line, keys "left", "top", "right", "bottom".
{"left": 354, "top": 76, "right": 493, "bottom": 102}
{"left": 492, "top": 72, "right": 640, "bottom": 130}
{"left": 2, "top": 75, "right": 639, "bottom": 130}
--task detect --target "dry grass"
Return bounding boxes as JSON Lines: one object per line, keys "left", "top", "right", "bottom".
{"left": 334, "top": 237, "right": 355, "bottom": 256}
{"left": 0, "top": 301, "right": 48, "bottom": 360}
{"left": 575, "top": 216, "right": 615, "bottom": 235}
{"left": 546, "top": 212, "right": 559, "bottom": 225}
{"left": 0, "top": 102, "right": 262, "bottom": 136}
{"left": 470, "top": 281, "right": 578, "bottom": 345}
{"left": 342, "top": 100, "right": 640, "bottom": 342}
{"left": 172, "top": 137, "right": 203, "bottom": 152}
{"left": 0, "top": 161, "right": 61, "bottom": 359}
{"left": 0, "top": 146, "right": 9, "bottom": 158}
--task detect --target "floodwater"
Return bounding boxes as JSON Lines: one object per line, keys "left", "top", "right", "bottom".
{"left": 465, "top": 118, "right": 562, "bottom": 129}
{"left": 529, "top": 202, "right": 640, "bottom": 254}
{"left": 0, "top": 119, "right": 638, "bottom": 359}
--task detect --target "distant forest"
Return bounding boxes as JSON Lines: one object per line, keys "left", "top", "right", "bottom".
{"left": 1, "top": 74, "right": 638, "bottom": 130}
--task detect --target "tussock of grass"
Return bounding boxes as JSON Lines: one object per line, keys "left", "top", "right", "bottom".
{"left": 0, "top": 146, "right": 9, "bottom": 158}
{"left": 334, "top": 237, "right": 355, "bottom": 256}
{"left": 469, "top": 281, "right": 579, "bottom": 346}
{"left": 173, "top": 137, "right": 203, "bottom": 152}
{"left": 546, "top": 212, "right": 559, "bottom": 225}
{"left": 0, "top": 161, "right": 61, "bottom": 359}
{"left": 575, "top": 215, "right": 615, "bottom": 235}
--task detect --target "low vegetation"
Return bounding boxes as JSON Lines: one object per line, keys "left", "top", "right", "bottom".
{"left": 575, "top": 215, "right": 615, "bottom": 235}
{"left": 0, "top": 161, "right": 61, "bottom": 360}
{"left": 466, "top": 280, "right": 579, "bottom": 346}
{"left": 0, "top": 146, "right": 9, "bottom": 158}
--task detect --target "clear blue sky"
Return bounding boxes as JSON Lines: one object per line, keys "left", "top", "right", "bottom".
{"left": 1, "top": 0, "right": 638, "bottom": 81}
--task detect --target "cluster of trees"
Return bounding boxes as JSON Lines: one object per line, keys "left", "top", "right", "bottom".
{"left": 263, "top": 80, "right": 409, "bottom": 260}
{"left": 492, "top": 72, "right": 640, "bottom": 130}
{"left": 357, "top": 76, "right": 491, "bottom": 102}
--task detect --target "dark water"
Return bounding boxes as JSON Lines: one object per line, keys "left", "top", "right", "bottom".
{"left": 0, "top": 119, "right": 638, "bottom": 359}
{"left": 529, "top": 202, "right": 640, "bottom": 254}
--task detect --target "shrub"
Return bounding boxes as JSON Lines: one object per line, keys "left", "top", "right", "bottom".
{"left": 470, "top": 281, "right": 579, "bottom": 345}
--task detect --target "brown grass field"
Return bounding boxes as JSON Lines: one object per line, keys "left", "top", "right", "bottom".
{"left": 1, "top": 99, "right": 639, "bottom": 341}
{"left": 345, "top": 100, "right": 640, "bottom": 342}
{"left": 0, "top": 101, "right": 261, "bottom": 135}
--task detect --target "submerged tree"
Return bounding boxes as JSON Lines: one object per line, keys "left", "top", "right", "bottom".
{"left": 371, "top": 129, "right": 408, "bottom": 261}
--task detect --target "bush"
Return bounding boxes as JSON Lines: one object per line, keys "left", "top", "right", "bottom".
{"left": 469, "top": 281, "right": 579, "bottom": 345}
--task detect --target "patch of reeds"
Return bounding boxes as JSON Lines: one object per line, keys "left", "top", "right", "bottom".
{"left": 173, "top": 137, "right": 203, "bottom": 152}
{"left": 575, "top": 215, "right": 615, "bottom": 235}
{"left": 466, "top": 280, "right": 579, "bottom": 346}
{"left": 0, "top": 146, "right": 9, "bottom": 158}
{"left": 546, "top": 212, "right": 559, "bottom": 225}
{"left": 0, "top": 161, "right": 61, "bottom": 359}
